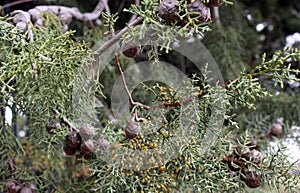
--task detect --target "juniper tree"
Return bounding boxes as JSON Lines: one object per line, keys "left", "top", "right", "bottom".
{"left": 0, "top": 0, "right": 300, "bottom": 193}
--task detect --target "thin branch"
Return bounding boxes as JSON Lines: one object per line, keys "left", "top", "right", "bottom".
{"left": 262, "top": 134, "right": 300, "bottom": 140}
{"left": 1, "top": 0, "right": 35, "bottom": 9}
{"left": 52, "top": 108, "right": 79, "bottom": 132}
{"left": 213, "top": 7, "right": 221, "bottom": 27}
{"left": 38, "top": 53, "right": 52, "bottom": 62}
{"left": 117, "top": 0, "right": 126, "bottom": 13}
{"left": 97, "top": 17, "right": 143, "bottom": 55}
{"left": 101, "top": 0, "right": 111, "bottom": 15}
{"left": 0, "top": 97, "right": 6, "bottom": 127}
{"left": 31, "top": 63, "right": 38, "bottom": 80}
{"left": 28, "top": 25, "right": 34, "bottom": 42}
{"left": 82, "top": 0, "right": 107, "bottom": 20}
{"left": 134, "top": 108, "right": 147, "bottom": 122}
{"left": 7, "top": 159, "right": 15, "bottom": 173}
{"left": 114, "top": 53, "right": 150, "bottom": 110}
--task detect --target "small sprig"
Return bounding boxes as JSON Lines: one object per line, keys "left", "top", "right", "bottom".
{"left": 248, "top": 48, "right": 300, "bottom": 87}
{"left": 102, "top": 12, "right": 119, "bottom": 37}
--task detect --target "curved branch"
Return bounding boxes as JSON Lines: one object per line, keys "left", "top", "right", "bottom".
{"left": 1, "top": 0, "right": 35, "bottom": 9}
{"left": 9, "top": 0, "right": 108, "bottom": 34}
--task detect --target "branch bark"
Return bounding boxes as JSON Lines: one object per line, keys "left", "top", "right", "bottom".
{"left": 52, "top": 108, "right": 79, "bottom": 132}
{"left": 1, "top": 0, "right": 35, "bottom": 9}
{"left": 97, "top": 17, "right": 143, "bottom": 55}
{"left": 9, "top": 0, "right": 108, "bottom": 33}
{"left": 213, "top": 7, "right": 221, "bottom": 27}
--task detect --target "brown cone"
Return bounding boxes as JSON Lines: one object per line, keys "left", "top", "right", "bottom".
{"left": 5, "top": 181, "right": 22, "bottom": 193}
{"left": 158, "top": 0, "right": 180, "bottom": 23}
{"left": 270, "top": 123, "right": 283, "bottom": 137}
{"left": 187, "top": 0, "right": 211, "bottom": 25}
{"left": 20, "top": 187, "right": 33, "bottom": 193}
{"left": 242, "top": 171, "right": 263, "bottom": 188}
{"left": 66, "top": 130, "right": 82, "bottom": 149}
{"left": 125, "top": 120, "right": 142, "bottom": 138}
{"left": 96, "top": 139, "right": 110, "bottom": 150}
{"left": 79, "top": 124, "right": 95, "bottom": 140}
{"left": 80, "top": 139, "right": 95, "bottom": 155}
{"left": 122, "top": 42, "right": 141, "bottom": 58}
{"left": 46, "top": 121, "right": 61, "bottom": 134}
{"left": 63, "top": 144, "right": 76, "bottom": 156}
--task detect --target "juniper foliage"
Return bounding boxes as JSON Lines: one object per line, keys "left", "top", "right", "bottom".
{"left": 0, "top": 0, "right": 300, "bottom": 192}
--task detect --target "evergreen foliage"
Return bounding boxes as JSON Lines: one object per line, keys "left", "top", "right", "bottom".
{"left": 0, "top": 0, "right": 300, "bottom": 192}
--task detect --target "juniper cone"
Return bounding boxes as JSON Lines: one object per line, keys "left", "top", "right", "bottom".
{"left": 66, "top": 130, "right": 82, "bottom": 149}
{"left": 63, "top": 144, "right": 76, "bottom": 156}
{"left": 5, "top": 181, "right": 22, "bottom": 193}
{"left": 187, "top": 0, "right": 211, "bottom": 24}
{"left": 270, "top": 123, "right": 283, "bottom": 137}
{"left": 97, "top": 139, "right": 110, "bottom": 149}
{"left": 125, "top": 120, "right": 142, "bottom": 138}
{"left": 121, "top": 42, "right": 141, "bottom": 58}
{"left": 28, "top": 184, "right": 36, "bottom": 193}
{"left": 20, "top": 187, "right": 33, "bottom": 193}
{"left": 80, "top": 139, "right": 95, "bottom": 155}
{"left": 46, "top": 121, "right": 61, "bottom": 134}
{"left": 79, "top": 124, "right": 95, "bottom": 140}
{"left": 158, "top": 0, "right": 180, "bottom": 23}
{"left": 242, "top": 171, "right": 263, "bottom": 188}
